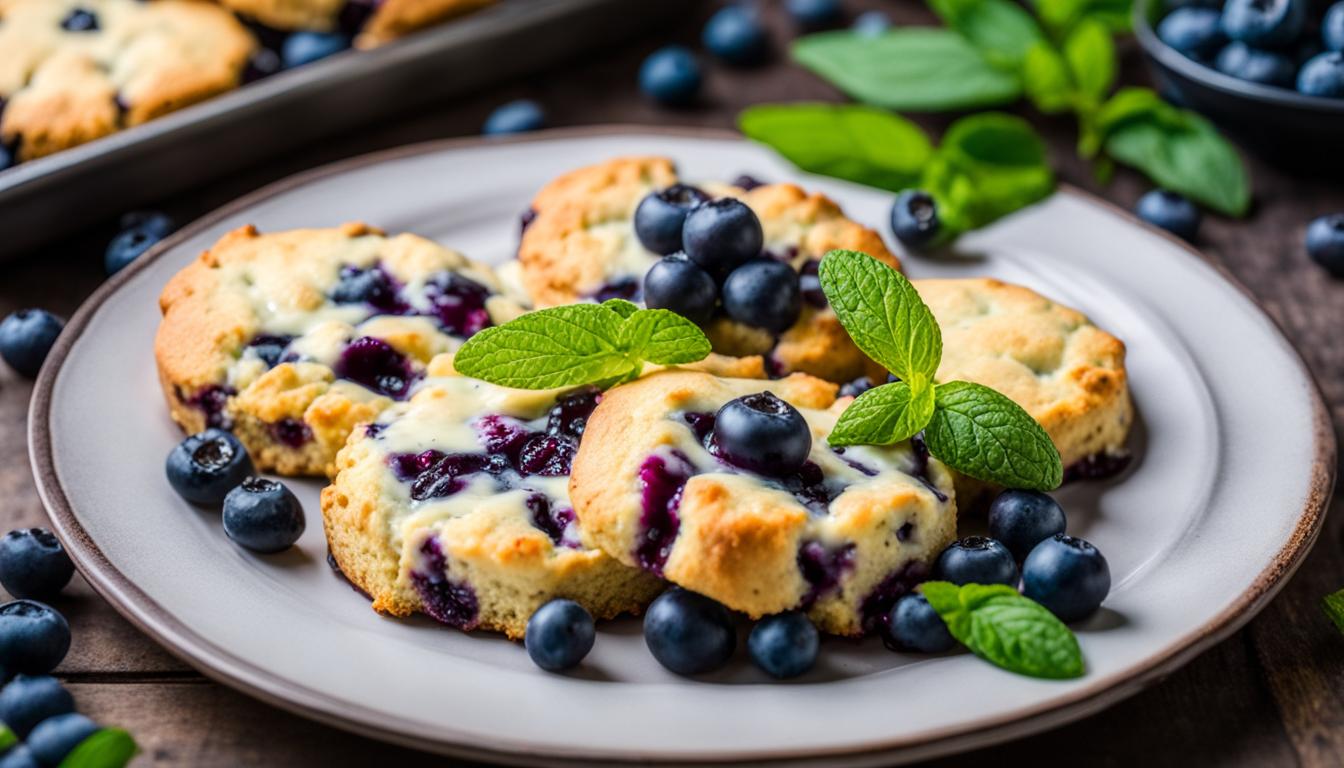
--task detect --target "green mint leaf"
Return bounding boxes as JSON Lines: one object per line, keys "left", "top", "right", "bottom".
{"left": 829, "top": 380, "right": 936, "bottom": 447}
{"left": 925, "top": 380, "right": 1063, "bottom": 490}
{"left": 1063, "top": 18, "right": 1115, "bottom": 105}
{"left": 818, "top": 250, "right": 942, "bottom": 382}
{"left": 0, "top": 723, "right": 15, "bottom": 752}
{"left": 453, "top": 304, "right": 636, "bottom": 389}
{"left": 792, "top": 28, "right": 1021, "bottom": 112}
{"left": 928, "top": 0, "right": 1044, "bottom": 70}
{"left": 619, "top": 308, "right": 713, "bottom": 365}
{"left": 1031, "top": 0, "right": 1132, "bottom": 35}
{"left": 59, "top": 728, "right": 138, "bottom": 768}
{"left": 1324, "top": 588, "right": 1344, "bottom": 635}
{"left": 923, "top": 113, "right": 1055, "bottom": 234}
{"left": 922, "top": 581, "right": 1085, "bottom": 679}
{"left": 739, "top": 103, "right": 933, "bottom": 192}
{"left": 602, "top": 298, "right": 640, "bottom": 318}
{"left": 1022, "top": 42, "right": 1074, "bottom": 114}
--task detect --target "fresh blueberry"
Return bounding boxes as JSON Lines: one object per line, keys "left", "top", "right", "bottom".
{"left": 1298, "top": 51, "right": 1344, "bottom": 96}
{"left": 0, "top": 310, "right": 63, "bottom": 379}
{"left": 1306, "top": 214, "right": 1344, "bottom": 276}
{"left": 643, "top": 588, "right": 736, "bottom": 676}
{"left": 1135, "top": 189, "right": 1202, "bottom": 241}
{"left": 634, "top": 185, "right": 710, "bottom": 255}
{"left": 105, "top": 212, "right": 173, "bottom": 275}
{"left": 524, "top": 599, "right": 595, "bottom": 672}
{"left": 852, "top": 9, "right": 891, "bottom": 36}
{"left": 643, "top": 256, "right": 718, "bottom": 326}
{"left": 165, "top": 429, "right": 254, "bottom": 506}
{"left": 0, "top": 601, "right": 68, "bottom": 676}
{"left": 26, "top": 713, "right": 97, "bottom": 765}
{"left": 702, "top": 4, "right": 769, "bottom": 65}
{"left": 713, "top": 392, "right": 812, "bottom": 475}
{"left": 330, "top": 265, "right": 400, "bottom": 309}
{"left": 785, "top": 0, "right": 842, "bottom": 29}
{"left": 1157, "top": 8, "right": 1225, "bottom": 59}
{"left": 838, "top": 377, "right": 875, "bottom": 398}
{"left": 933, "top": 537, "right": 1020, "bottom": 587}
{"left": 1325, "top": 2, "right": 1344, "bottom": 52}
{"left": 0, "top": 145, "right": 12, "bottom": 172}
{"left": 1220, "top": 0, "right": 1306, "bottom": 48}
{"left": 885, "top": 593, "right": 955, "bottom": 653}
{"left": 1214, "top": 42, "right": 1296, "bottom": 87}
{"left": 281, "top": 31, "right": 350, "bottom": 68}
{"left": 0, "top": 745, "right": 38, "bottom": 768}
{"left": 720, "top": 260, "right": 802, "bottom": 334}
{"left": 222, "top": 478, "right": 305, "bottom": 554}
{"left": 1022, "top": 534, "right": 1110, "bottom": 622}
{"left": 0, "top": 676, "right": 74, "bottom": 738}
{"left": 0, "top": 529, "right": 74, "bottom": 601}
{"left": 59, "top": 9, "right": 98, "bottom": 32}
{"left": 638, "top": 46, "right": 702, "bottom": 106}
{"left": 482, "top": 99, "right": 546, "bottom": 135}
{"left": 890, "top": 190, "right": 942, "bottom": 251}
{"left": 747, "top": 612, "right": 818, "bottom": 679}
{"left": 681, "top": 198, "right": 763, "bottom": 276}
{"left": 987, "top": 490, "right": 1068, "bottom": 562}
{"left": 118, "top": 210, "right": 173, "bottom": 238}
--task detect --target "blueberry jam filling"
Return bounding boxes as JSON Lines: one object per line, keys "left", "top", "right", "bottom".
{"left": 862, "top": 560, "right": 929, "bottom": 635}
{"left": 681, "top": 411, "right": 839, "bottom": 513}
{"left": 591, "top": 277, "right": 642, "bottom": 303}
{"left": 797, "top": 541, "right": 856, "bottom": 606}
{"left": 907, "top": 434, "right": 948, "bottom": 502}
{"left": 520, "top": 207, "right": 537, "bottom": 235}
{"left": 636, "top": 452, "right": 692, "bottom": 575}
{"left": 526, "top": 493, "right": 579, "bottom": 548}
{"left": 334, "top": 336, "right": 416, "bottom": 399}
{"left": 269, "top": 417, "right": 312, "bottom": 448}
{"left": 60, "top": 8, "right": 99, "bottom": 32}
{"left": 831, "top": 446, "right": 878, "bottom": 477}
{"left": 896, "top": 522, "right": 915, "bottom": 542}
{"left": 732, "top": 174, "right": 766, "bottom": 190}
{"left": 411, "top": 536, "right": 480, "bottom": 629}
{"left": 247, "top": 334, "right": 293, "bottom": 368}
{"left": 423, "top": 272, "right": 492, "bottom": 337}
{"left": 1063, "top": 451, "right": 1133, "bottom": 483}
{"left": 798, "top": 259, "right": 827, "bottom": 308}
{"left": 547, "top": 388, "right": 601, "bottom": 440}
{"left": 183, "top": 385, "right": 235, "bottom": 429}
{"left": 331, "top": 264, "right": 406, "bottom": 313}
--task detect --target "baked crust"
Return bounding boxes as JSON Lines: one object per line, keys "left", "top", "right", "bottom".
{"left": 218, "top": 0, "right": 494, "bottom": 47}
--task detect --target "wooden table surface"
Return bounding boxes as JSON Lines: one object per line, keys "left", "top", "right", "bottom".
{"left": 2, "top": 2, "right": 1342, "bottom": 765}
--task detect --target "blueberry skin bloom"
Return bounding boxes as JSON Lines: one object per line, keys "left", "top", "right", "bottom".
{"left": 1307, "top": 214, "right": 1344, "bottom": 276}
{"left": 222, "top": 478, "right": 306, "bottom": 553}
{"left": 0, "top": 309, "right": 64, "bottom": 379}
{"left": 643, "top": 256, "right": 718, "bottom": 326}
{"left": 0, "top": 675, "right": 75, "bottom": 738}
{"left": 1220, "top": 0, "right": 1305, "bottom": 48}
{"left": 987, "top": 490, "right": 1068, "bottom": 563}
{"left": 933, "top": 537, "right": 1020, "bottom": 587}
{"left": 681, "top": 198, "right": 764, "bottom": 276}
{"left": 702, "top": 4, "right": 769, "bottom": 65}
{"left": 644, "top": 588, "right": 736, "bottom": 676}
{"left": 785, "top": 0, "right": 842, "bottom": 29}
{"left": 0, "top": 529, "right": 75, "bottom": 601}
{"left": 885, "top": 593, "right": 955, "bottom": 653}
{"left": 26, "top": 713, "right": 98, "bottom": 765}
{"left": 525, "top": 599, "right": 596, "bottom": 672}
{"left": 720, "top": 260, "right": 803, "bottom": 334}
{"left": 890, "top": 190, "right": 942, "bottom": 251}
{"left": 165, "top": 429, "right": 255, "bottom": 506}
{"left": 748, "top": 611, "right": 818, "bottom": 679}
{"left": 281, "top": 31, "right": 350, "bottom": 68}
{"left": 1298, "top": 52, "right": 1344, "bottom": 97}
{"left": 1215, "top": 42, "right": 1296, "bottom": 88}
{"left": 713, "top": 392, "right": 812, "bottom": 476}
{"left": 1325, "top": 2, "right": 1344, "bottom": 52}
{"left": 1022, "top": 534, "right": 1111, "bottom": 623}
{"left": 0, "top": 745, "right": 38, "bottom": 768}
{"left": 1135, "top": 189, "right": 1202, "bottom": 241}
{"left": 0, "top": 600, "right": 70, "bottom": 675}
{"left": 1157, "top": 8, "right": 1225, "bottom": 60}
{"left": 482, "top": 99, "right": 546, "bottom": 136}
{"left": 638, "top": 46, "right": 702, "bottom": 106}
{"left": 634, "top": 185, "right": 710, "bottom": 255}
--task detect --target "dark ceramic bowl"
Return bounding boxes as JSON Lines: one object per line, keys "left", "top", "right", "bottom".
{"left": 1134, "top": 0, "right": 1344, "bottom": 175}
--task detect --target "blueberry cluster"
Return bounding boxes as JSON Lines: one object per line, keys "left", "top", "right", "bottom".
{"left": 1158, "top": 0, "right": 1344, "bottom": 97}
{"left": 637, "top": 187, "right": 806, "bottom": 337}
{"left": 165, "top": 430, "right": 306, "bottom": 554}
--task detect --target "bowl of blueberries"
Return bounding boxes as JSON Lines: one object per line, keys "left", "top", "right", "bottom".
{"left": 1135, "top": 0, "right": 1344, "bottom": 171}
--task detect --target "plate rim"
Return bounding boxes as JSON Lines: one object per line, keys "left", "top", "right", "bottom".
{"left": 27, "top": 126, "right": 1336, "bottom": 766}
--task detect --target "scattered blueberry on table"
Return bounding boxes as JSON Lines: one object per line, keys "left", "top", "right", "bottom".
{"left": 1022, "top": 534, "right": 1112, "bottom": 623}
{"left": 222, "top": 478, "right": 306, "bottom": 553}
{"left": 638, "top": 46, "right": 703, "bottom": 106}
{"left": 0, "top": 675, "right": 74, "bottom": 738}
{"left": 281, "top": 31, "right": 351, "bottom": 68}
{"left": 702, "top": 4, "right": 769, "bottom": 66}
{"left": 785, "top": 0, "right": 843, "bottom": 30}
{"left": 25, "top": 713, "right": 97, "bottom": 765}
{"left": 105, "top": 210, "right": 174, "bottom": 275}
{"left": 933, "top": 537, "right": 1021, "bottom": 587}
{"left": 1135, "top": 189, "right": 1202, "bottom": 241}
{"left": 852, "top": 9, "right": 891, "bottom": 36}
{"left": 482, "top": 99, "right": 546, "bottom": 136}
{"left": 0, "top": 310, "right": 64, "bottom": 380}
{"left": 0, "top": 530, "right": 74, "bottom": 602}
{"left": 1306, "top": 213, "right": 1344, "bottom": 276}
{"left": 643, "top": 588, "right": 736, "bottom": 675}
{"left": 0, "top": 601, "right": 69, "bottom": 676}
{"left": 890, "top": 190, "right": 942, "bottom": 251}
{"left": 165, "top": 429, "right": 256, "bottom": 506}
{"left": 884, "top": 593, "right": 955, "bottom": 653}
{"left": 747, "top": 611, "right": 818, "bottom": 679}
{"left": 525, "top": 599, "right": 596, "bottom": 672}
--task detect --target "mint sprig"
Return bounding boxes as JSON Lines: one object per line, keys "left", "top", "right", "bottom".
{"left": 820, "top": 250, "right": 1063, "bottom": 490}
{"left": 921, "top": 581, "right": 1085, "bottom": 679}
{"left": 59, "top": 728, "right": 138, "bottom": 768}
{"left": 453, "top": 300, "right": 712, "bottom": 390}
{"left": 1323, "top": 588, "right": 1344, "bottom": 635}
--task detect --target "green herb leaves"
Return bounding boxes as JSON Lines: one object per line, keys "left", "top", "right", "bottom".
{"left": 453, "top": 300, "right": 711, "bottom": 390}
{"left": 923, "top": 113, "right": 1054, "bottom": 234}
{"left": 922, "top": 581, "right": 1085, "bottom": 679}
{"left": 1323, "top": 588, "right": 1344, "bottom": 635}
{"left": 59, "top": 728, "right": 139, "bottom": 768}
{"left": 820, "top": 250, "right": 1063, "bottom": 489}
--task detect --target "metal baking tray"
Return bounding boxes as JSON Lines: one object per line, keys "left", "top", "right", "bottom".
{"left": 0, "top": 0, "right": 679, "bottom": 260}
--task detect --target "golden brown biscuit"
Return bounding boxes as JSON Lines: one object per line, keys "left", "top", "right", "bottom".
{"left": 218, "top": 0, "right": 494, "bottom": 48}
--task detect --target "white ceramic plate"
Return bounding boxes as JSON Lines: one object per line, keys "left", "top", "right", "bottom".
{"left": 30, "top": 129, "right": 1333, "bottom": 766}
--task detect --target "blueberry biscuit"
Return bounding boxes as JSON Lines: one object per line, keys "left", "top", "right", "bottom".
{"left": 155, "top": 223, "right": 519, "bottom": 477}
{"left": 569, "top": 370, "right": 957, "bottom": 637}
{"left": 509, "top": 157, "right": 903, "bottom": 383}
{"left": 0, "top": 0, "right": 256, "bottom": 161}
{"left": 219, "top": 0, "right": 495, "bottom": 48}
{"left": 322, "top": 358, "right": 663, "bottom": 638}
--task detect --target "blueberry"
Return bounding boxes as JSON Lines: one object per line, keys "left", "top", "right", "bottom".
{"left": 0, "top": 745, "right": 38, "bottom": 768}
{"left": 0, "top": 676, "right": 73, "bottom": 738}
{"left": 0, "top": 145, "right": 12, "bottom": 172}
{"left": 643, "top": 256, "right": 718, "bottom": 326}
{"left": 638, "top": 46, "right": 702, "bottom": 106}
{"left": 702, "top": 4, "right": 769, "bottom": 65}
{"left": 1220, "top": 0, "right": 1306, "bottom": 48}
{"left": 933, "top": 537, "right": 1020, "bottom": 587}
{"left": 0, "top": 601, "right": 68, "bottom": 676}
{"left": 118, "top": 210, "right": 173, "bottom": 237}
{"left": 890, "top": 190, "right": 942, "bottom": 251}
{"left": 1022, "top": 534, "right": 1110, "bottom": 622}
{"left": 838, "top": 376, "right": 875, "bottom": 398}
{"left": 243, "top": 47, "right": 283, "bottom": 83}
{"left": 1298, "top": 51, "right": 1344, "bottom": 96}
{"left": 26, "top": 713, "right": 97, "bottom": 765}
{"left": 643, "top": 588, "right": 736, "bottom": 676}
{"left": 785, "top": 0, "right": 842, "bottom": 29}
{"left": 681, "top": 198, "right": 763, "bottom": 276}
{"left": 482, "top": 99, "right": 546, "bottom": 135}
{"left": 59, "top": 9, "right": 98, "bottom": 32}
{"left": 1135, "top": 189, "right": 1202, "bottom": 241}
{"left": 885, "top": 593, "right": 955, "bottom": 653}
{"left": 713, "top": 392, "right": 812, "bottom": 475}
{"left": 330, "top": 265, "right": 401, "bottom": 309}
{"left": 281, "top": 31, "right": 350, "bottom": 68}
{"left": 524, "top": 599, "right": 595, "bottom": 672}
{"left": 720, "top": 260, "right": 802, "bottom": 334}
{"left": 0, "top": 530, "right": 74, "bottom": 601}
{"left": 1306, "top": 214, "right": 1344, "bottom": 276}
{"left": 0, "top": 309, "right": 64, "bottom": 379}
{"left": 222, "top": 478, "right": 305, "bottom": 554}
{"left": 987, "top": 490, "right": 1068, "bottom": 562}
{"left": 747, "top": 612, "right": 817, "bottom": 679}
{"left": 105, "top": 212, "right": 174, "bottom": 275}
{"left": 634, "top": 185, "right": 710, "bottom": 255}
{"left": 1214, "top": 42, "right": 1296, "bottom": 87}
{"left": 1326, "top": 2, "right": 1344, "bottom": 52}
{"left": 1157, "top": 8, "right": 1225, "bottom": 59}
{"left": 165, "top": 429, "right": 254, "bottom": 506}
{"left": 852, "top": 10, "right": 891, "bottom": 36}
